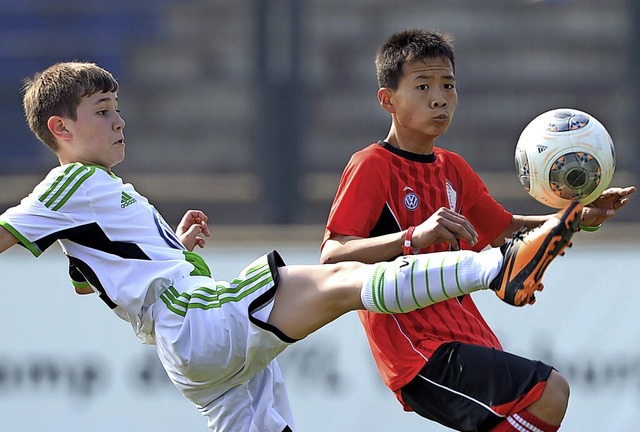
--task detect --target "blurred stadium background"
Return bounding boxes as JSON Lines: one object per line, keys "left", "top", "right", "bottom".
{"left": 1, "top": 1, "right": 640, "bottom": 431}
{"left": 1, "top": 0, "right": 638, "bottom": 228}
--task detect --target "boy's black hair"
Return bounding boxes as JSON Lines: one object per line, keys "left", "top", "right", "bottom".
{"left": 376, "top": 29, "right": 455, "bottom": 89}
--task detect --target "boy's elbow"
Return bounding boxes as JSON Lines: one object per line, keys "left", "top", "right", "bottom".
{"left": 320, "top": 245, "right": 344, "bottom": 265}
{"left": 321, "top": 237, "right": 352, "bottom": 264}
{"left": 320, "top": 250, "right": 333, "bottom": 265}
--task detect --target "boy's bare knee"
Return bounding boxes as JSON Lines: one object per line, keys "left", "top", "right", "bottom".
{"left": 545, "top": 370, "right": 570, "bottom": 409}
{"left": 527, "top": 370, "right": 569, "bottom": 425}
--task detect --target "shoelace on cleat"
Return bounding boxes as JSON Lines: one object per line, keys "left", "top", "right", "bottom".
{"left": 510, "top": 226, "right": 529, "bottom": 242}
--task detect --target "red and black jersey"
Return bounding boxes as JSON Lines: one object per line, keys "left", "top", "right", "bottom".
{"left": 323, "top": 141, "right": 513, "bottom": 401}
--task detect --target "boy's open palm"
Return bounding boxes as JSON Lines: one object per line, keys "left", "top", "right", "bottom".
{"left": 580, "top": 185, "right": 636, "bottom": 226}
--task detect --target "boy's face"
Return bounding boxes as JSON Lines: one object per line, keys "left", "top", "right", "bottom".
{"left": 387, "top": 57, "right": 457, "bottom": 140}
{"left": 61, "top": 91, "right": 126, "bottom": 169}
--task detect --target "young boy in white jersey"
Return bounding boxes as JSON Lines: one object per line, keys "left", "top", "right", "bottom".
{"left": 0, "top": 62, "right": 589, "bottom": 431}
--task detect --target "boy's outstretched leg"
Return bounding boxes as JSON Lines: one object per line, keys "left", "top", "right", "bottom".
{"left": 360, "top": 201, "right": 582, "bottom": 314}
{"left": 267, "top": 202, "right": 581, "bottom": 339}
{"left": 267, "top": 260, "right": 372, "bottom": 339}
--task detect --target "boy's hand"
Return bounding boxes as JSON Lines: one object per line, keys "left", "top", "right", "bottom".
{"left": 176, "top": 210, "right": 211, "bottom": 251}
{"left": 412, "top": 207, "right": 478, "bottom": 251}
{"left": 580, "top": 185, "right": 636, "bottom": 227}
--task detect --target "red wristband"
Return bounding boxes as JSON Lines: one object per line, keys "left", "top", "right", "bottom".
{"left": 402, "top": 226, "right": 416, "bottom": 255}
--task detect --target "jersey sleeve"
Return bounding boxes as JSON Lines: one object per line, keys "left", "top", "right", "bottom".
{"left": 0, "top": 165, "right": 94, "bottom": 257}
{"left": 0, "top": 199, "right": 72, "bottom": 257}
{"left": 453, "top": 155, "right": 512, "bottom": 250}
{"left": 323, "top": 150, "right": 388, "bottom": 244}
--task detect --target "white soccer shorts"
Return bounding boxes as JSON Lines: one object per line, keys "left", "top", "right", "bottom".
{"left": 153, "top": 251, "right": 296, "bottom": 431}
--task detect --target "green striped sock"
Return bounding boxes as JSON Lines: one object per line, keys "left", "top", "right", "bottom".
{"left": 361, "top": 249, "right": 501, "bottom": 314}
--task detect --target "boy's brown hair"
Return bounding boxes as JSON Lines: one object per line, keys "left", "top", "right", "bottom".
{"left": 22, "top": 62, "right": 119, "bottom": 150}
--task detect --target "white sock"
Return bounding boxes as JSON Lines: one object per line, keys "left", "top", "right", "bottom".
{"left": 361, "top": 248, "right": 503, "bottom": 314}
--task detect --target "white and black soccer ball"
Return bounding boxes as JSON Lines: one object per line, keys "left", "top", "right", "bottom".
{"left": 514, "top": 108, "right": 616, "bottom": 209}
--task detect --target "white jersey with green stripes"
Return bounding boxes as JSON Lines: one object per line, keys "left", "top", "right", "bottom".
{"left": 0, "top": 163, "right": 210, "bottom": 343}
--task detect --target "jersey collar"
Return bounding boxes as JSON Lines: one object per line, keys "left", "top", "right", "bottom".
{"left": 378, "top": 141, "right": 437, "bottom": 163}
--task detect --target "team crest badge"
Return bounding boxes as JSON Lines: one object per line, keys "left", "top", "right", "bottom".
{"left": 403, "top": 186, "right": 419, "bottom": 211}
{"left": 445, "top": 180, "right": 457, "bottom": 211}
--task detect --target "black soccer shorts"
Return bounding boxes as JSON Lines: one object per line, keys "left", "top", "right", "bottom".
{"left": 400, "top": 341, "right": 554, "bottom": 432}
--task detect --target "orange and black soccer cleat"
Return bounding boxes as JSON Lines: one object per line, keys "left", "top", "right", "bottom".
{"left": 490, "top": 200, "right": 583, "bottom": 306}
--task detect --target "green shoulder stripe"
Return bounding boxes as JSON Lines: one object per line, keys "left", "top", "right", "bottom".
{"left": 39, "top": 164, "right": 96, "bottom": 211}
{"left": 39, "top": 164, "right": 78, "bottom": 203}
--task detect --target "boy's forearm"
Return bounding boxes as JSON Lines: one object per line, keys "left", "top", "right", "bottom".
{"left": 0, "top": 225, "right": 19, "bottom": 253}
{"left": 491, "top": 214, "right": 549, "bottom": 247}
{"left": 321, "top": 232, "right": 405, "bottom": 264}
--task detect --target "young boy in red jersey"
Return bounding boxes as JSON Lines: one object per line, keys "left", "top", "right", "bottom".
{"left": 321, "top": 29, "right": 636, "bottom": 432}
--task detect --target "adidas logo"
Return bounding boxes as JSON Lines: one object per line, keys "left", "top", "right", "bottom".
{"left": 120, "top": 191, "right": 137, "bottom": 208}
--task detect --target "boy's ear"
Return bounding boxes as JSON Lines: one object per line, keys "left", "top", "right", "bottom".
{"left": 378, "top": 88, "right": 395, "bottom": 113}
{"left": 47, "top": 116, "right": 72, "bottom": 141}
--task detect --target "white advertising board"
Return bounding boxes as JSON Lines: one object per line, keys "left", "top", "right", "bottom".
{"left": 0, "top": 242, "right": 638, "bottom": 431}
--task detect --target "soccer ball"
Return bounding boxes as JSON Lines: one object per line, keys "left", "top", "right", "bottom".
{"left": 514, "top": 108, "right": 616, "bottom": 209}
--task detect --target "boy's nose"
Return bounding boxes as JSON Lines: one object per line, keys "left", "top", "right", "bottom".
{"left": 431, "top": 98, "right": 447, "bottom": 108}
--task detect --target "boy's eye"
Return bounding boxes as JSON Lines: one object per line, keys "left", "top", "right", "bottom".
{"left": 445, "top": 83, "right": 455, "bottom": 89}
{"left": 417, "top": 84, "right": 429, "bottom": 90}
